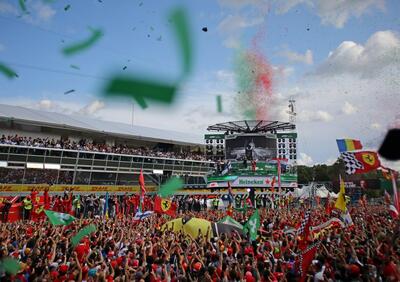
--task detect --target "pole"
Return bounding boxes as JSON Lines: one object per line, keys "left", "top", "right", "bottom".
{"left": 132, "top": 102, "right": 135, "bottom": 126}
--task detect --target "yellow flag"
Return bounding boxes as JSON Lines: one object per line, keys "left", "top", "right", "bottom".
{"left": 335, "top": 175, "right": 346, "bottom": 212}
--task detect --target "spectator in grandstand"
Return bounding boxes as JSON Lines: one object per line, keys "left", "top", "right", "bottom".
{"left": 0, "top": 134, "right": 206, "bottom": 161}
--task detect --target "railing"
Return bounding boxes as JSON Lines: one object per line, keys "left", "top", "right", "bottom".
{"left": 0, "top": 144, "right": 214, "bottom": 185}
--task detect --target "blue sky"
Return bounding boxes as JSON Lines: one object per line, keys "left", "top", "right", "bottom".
{"left": 0, "top": 0, "right": 399, "bottom": 168}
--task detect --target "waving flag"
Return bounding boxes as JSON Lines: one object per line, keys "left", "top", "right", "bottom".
{"left": 138, "top": 170, "right": 146, "bottom": 211}
{"left": 336, "top": 139, "right": 362, "bottom": 153}
{"left": 154, "top": 196, "right": 177, "bottom": 217}
{"left": 297, "top": 241, "right": 320, "bottom": 282}
{"left": 341, "top": 151, "right": 381, "bottom": 174}
{"left": 133, "top": 211, "right": 154, "bottom": 221}
{"left": 243, "top": 209, "right": 260, "bottom": 241}
{"left": 298, "top": 209, "right": 311, "bottom": 241}
{"left": 44, "top": 210, "right": 76, "bottom": 226}
{"left": 335, "top": 175, "right": 346, "bottom": 212}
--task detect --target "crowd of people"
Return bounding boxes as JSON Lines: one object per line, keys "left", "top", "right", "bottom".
{"left": 0, "top": 135, "right": 207, "bottom": 161}
{"left": 0, "top": 189, "right": 399, "bottom": 281}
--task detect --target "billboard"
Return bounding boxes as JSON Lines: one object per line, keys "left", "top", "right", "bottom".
{"left": 225, "top": 134, "right": 277, "bottom": 161}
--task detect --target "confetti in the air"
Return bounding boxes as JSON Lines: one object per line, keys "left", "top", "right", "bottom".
{"left": 0, "top": 63, "right": 18, "bottom": 79}
{"left": 64, "top": 4, "right": 71, "bottom": 11}
{"left": 170, "top": 7, "right": 193, "bottom": 76}
{"left": 104, "top": 7, "right": 192, "bottom": 110}
{"left": 71, "top": 224, "right": 97, "bottom": 246}
{"left": 123, "top": 66, "right": 127, "bottom": 70}
{"left": 139, "top": 2, "right": 143, "bottom": 7}
{"left": 157, "top": 35, "right": 162, "bottom": 41}
{"left": 159, "top": 177, "right": 184, "bottom": 198}
{"left": 216, "top": 95, "right": 222, "bottom": 113}
{"left": 18, "top": 0, "right": 28, "bottom": 14}
{"left": 64, "top": 89, "right": 76, "bottom": 95}
{"left": 62, "top": 28, "right": 103, "bottom": 56}
{"left": 234, "top": 31, "right": 274, "bottom": 120}
{"left": 1, "top": 257, "right": 20, "bottom": 275}
{"left": 105, "top": 77, "right": 177, "bottom": 109}
{"left": 70, "top": 64, "right": 80, "bottom": 70}
{"left": 379, "top": 129, "right": 400, "bottom": 160}
{"left": 202, "top": 27, "right": 208, "bottom": 32}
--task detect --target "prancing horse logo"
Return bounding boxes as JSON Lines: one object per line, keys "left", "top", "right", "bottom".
{"left": 362, "top": 153, "right": 375, "bottom": 166}
{"left": 161, "top": 199, "right": 171, "bottom": 211}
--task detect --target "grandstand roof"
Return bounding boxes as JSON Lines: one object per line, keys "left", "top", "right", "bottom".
{"left": 0, "top": 104, "right": 203, "bottom": 146}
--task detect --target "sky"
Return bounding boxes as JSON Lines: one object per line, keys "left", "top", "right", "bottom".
{"left": 0, "top": 0, "right": 399, "bottom": 168}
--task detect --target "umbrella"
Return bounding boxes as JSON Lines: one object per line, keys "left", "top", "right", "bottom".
{"left": 162, "top": 217, "right": 212, "bottom": 239}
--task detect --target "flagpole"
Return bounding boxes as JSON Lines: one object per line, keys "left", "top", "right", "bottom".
{"left": 392, "top": 171, "right": 399, "bottom": 212}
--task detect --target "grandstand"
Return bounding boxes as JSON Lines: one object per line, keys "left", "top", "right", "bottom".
{"left": 0, "top": 104, "right": 212, "bottom": 192}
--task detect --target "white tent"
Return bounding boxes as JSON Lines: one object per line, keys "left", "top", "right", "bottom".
{"left": 293, "top": 185, "right": 338, "bottom": 199}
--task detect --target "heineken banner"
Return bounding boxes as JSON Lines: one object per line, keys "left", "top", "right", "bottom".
{"left": 208, "top": 176, "right": 297, "bottom": 188}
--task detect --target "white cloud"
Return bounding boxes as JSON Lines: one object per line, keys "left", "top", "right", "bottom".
{"left": 341, "top": 101, "right": 357, "bottom": 115}
{"left": 297, "top": 152, "right": 314, "bottom": 166}
{"left": 38, "top": 99, "right": 54, "bottom": 110}
{"left": 79, "top": 100, "right": 105, "bottom": 115}
{"left": 274, "top": 0, "right": 385, "bottom": 28}
{"left": 314, "top": 30, "right": 400, "bottom": 78}
{"left": 31, "top": 1, "right": 56, "bottom": 22}
{"left": 299, "top": 110, "right": 333, "bottom": 122}
{"left": 0, "top": 1, "right": 56, "bottom": 24}
{"left": 217, "top": 0, "right": 268, "bottom": 48}
{"left": 218, "top": 0, "right": 269, "bottom": 10}
{"left": 218, "top": 14, "right": 264, "bottom": 48}
{"left": 279, "top": 49, "right": 313, "bottom": 65}
{"left": 370, "top": 122, "right": 381, "bottom": 130}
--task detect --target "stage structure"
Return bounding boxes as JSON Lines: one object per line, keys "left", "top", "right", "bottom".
{"left": 205, "top": 120, "right": 298, "bottom": 190}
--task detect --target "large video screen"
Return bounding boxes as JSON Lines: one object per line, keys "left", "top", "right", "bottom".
{"left": 225, "top": 134, "right": 277, "bottom": 161}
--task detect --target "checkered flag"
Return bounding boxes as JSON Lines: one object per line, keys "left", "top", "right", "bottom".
{"left": 341, "top": 152, "right": 364, "bottom": 174}
{"left": 297, "top": 209, "right": 311, "bottom": 239}
{"left": 298, "top": 241, "right": 320, "bottom": 281}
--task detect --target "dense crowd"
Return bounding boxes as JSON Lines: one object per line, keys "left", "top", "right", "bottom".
{"left": 0, "top": 135, "right": 207, "bottom": 161}
{"left": 1, "top": 190, "right": 399, "bottom": 281}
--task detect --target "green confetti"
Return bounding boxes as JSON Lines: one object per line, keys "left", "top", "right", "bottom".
{"left": 2, "top": 257, "right": 20, "bottom": 275}
{"left": 104, "top": 77, "right": 177, "bottom": 109}
{"left": 62, "top": 28, "right": 103, "bottom": 56}
{"left": 19, "top": 0, "right": 28, "bottom": 14}
{"left": 64, "top": 4, "right": 71, "bottom": 11}
{"left": 169, "top": 7, "right": 192, "bottom": 77}
{"left": 216, "top": 95, "right": 222, "bottom": 113}
{"left": 0, "top": 63, "right": 18, "bottom": 79}
{"left": 159, "top": 177, "right": 184, "bottom": 198}
{"left": 70, "top": 64, "right": 80, "bottom": 70}
{"left": 71, "top": 224, "right": 97, "bottom": 246}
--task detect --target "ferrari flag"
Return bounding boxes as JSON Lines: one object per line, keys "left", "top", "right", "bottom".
{"left": 341, "top": 151, "right": 381, "bottom": 174}
{"left": 154, "top": 196, "right": 177, "bottom": 217}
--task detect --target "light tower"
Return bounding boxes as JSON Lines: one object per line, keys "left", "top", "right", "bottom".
{"left": 287, "top": 99, "right": 296, "bottom": 124}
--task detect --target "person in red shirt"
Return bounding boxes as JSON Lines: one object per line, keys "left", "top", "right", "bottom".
{"left": 43, "top": 187, "right": 50, "bottom": 210}
{"left": 53, "top": 195, "right": 62, "bottom": 212}
{"left": 62, "top": 191, "right": 73, "bottom": 215}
